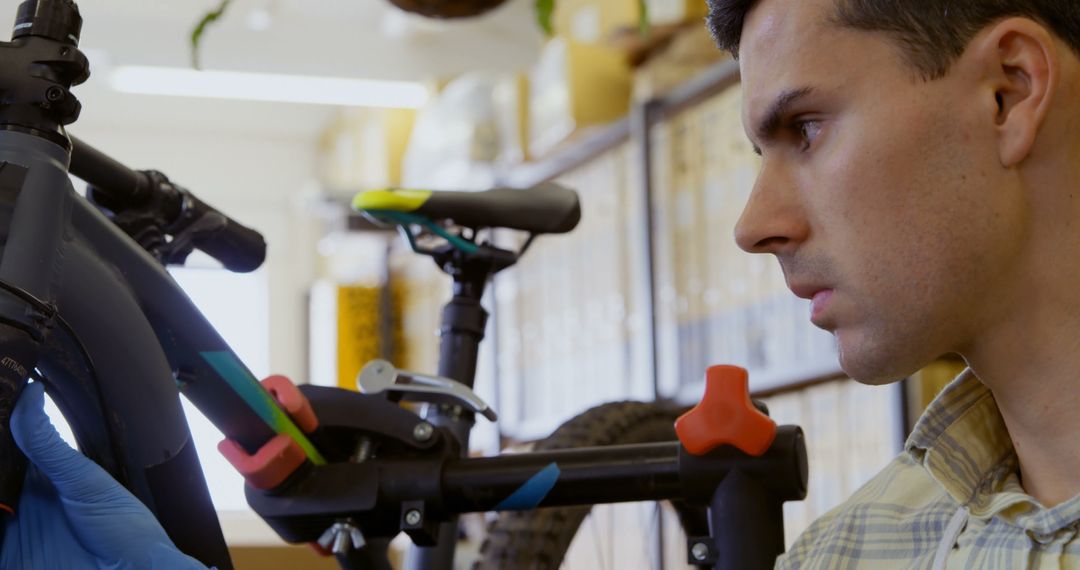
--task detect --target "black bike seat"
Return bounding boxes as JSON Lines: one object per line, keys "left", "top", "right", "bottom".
{"left": 352, "top": 182, "right": 581, "bottom": 235}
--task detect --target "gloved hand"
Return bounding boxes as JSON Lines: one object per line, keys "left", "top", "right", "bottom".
{"left": 0, "top": 381, "right": 209, "bottom": 569}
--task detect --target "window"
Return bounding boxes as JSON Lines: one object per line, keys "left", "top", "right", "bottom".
{"left": 170, "top": 264, "right": 270, "bottom": 512}
{"left": 43, "top": 263, "right": 270, "bottom": 514}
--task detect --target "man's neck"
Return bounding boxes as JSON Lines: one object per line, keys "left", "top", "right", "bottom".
{"left": 966, "top": 271, "right": 1080, "bottom": 508}
{"left": 958, "top": 73, "right": 1080, "bottom": 508}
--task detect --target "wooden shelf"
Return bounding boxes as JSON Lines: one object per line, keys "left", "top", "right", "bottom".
{"left": 501, "top": 59, "right": 740, "bottom": 189}
{"left": 499, "top": 117, "right": 632, "bottom": 189}
{"left": 649, "top": 59, "right": 740, "bottom": 122}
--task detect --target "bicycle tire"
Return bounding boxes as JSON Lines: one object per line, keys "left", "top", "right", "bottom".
{"left": 475, "top": 401, "right": 708, "bottom": 570}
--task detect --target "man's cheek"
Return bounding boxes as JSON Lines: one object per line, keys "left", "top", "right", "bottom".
{"left": 811, "top": 152, "right": 883, "bottom": 223}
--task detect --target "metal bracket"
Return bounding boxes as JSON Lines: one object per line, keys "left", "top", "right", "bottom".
{"left": 356, "top": 359, "right": 497, "bottom": 422}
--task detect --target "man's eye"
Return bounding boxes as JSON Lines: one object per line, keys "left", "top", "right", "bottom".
{"left": 794, "top": 120, "right": 822, "bottom": 151}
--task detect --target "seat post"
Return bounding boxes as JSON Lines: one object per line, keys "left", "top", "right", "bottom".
{"left": 438, "top": 276, "right": 488, "bottom": 385}
{"left": 427, "top": 264, "right": 490, "bottom": 447}
{"left": 405, "top": 257, "right": 492, "bottom": 570}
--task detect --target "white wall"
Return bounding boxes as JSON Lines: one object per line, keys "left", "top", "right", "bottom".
{"left": 72, "top": 120, "right": 324, "bottom": 385}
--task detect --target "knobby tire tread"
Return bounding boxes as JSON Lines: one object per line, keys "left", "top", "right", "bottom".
{"left": 474, "top": 401, "right": 705, "bottom": 570}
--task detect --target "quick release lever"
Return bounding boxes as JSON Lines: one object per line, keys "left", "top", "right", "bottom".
{"left": 356, "top": 359, "right": 498, "bottom": 422}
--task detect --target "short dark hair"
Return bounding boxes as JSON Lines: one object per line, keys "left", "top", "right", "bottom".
{"left": 707, "top": 0, "right": 1080, "bottom": 79}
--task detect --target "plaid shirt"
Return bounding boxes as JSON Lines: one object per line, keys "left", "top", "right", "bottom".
{"left": 776, "top": 369, "right": 1080, "bottom": 569}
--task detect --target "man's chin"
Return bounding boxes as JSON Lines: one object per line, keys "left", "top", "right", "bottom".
{"left": 836, "top": 335, "right": 920, "bottom": 386}
{"left": 845, "top": 370, "right": 907, "bottom": 386}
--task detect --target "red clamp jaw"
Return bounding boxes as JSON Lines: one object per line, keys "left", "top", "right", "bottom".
{"left": 675, "top": 365, "right": 777, "bottom": 457}
{"left": 217, "top": 375, "right": 319, "bottom": 490}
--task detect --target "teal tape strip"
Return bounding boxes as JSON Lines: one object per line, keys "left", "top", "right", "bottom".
{"left": 495, "top": 462, "right": 561, "bottom": 510}
{"left": 199, "top": 351, "right": 325, "bottom": 465}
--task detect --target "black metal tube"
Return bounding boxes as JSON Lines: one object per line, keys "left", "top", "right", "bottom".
{"left": 435, "top": 295, "right": 486, "bottom": 390}
{"left": 709, "top": 469, "right": 786, "bottom": 570}
{"left": 679, "top": 426, "right": 808, "bottom": 504}
{"left": 427, "top": 276, "right": 489, "bottom": 452}
{"left": 69, "top": 135, "right": 149, "bottom": 205}
{"left": 442, "top": 443, "right": 683, "bottom": 512}
{"left": 434, "top": 427, "right": 806, "bottom": 515}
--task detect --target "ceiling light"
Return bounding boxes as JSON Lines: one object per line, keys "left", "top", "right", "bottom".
{"left": 109, "top": 66, "right": 430, "bottom": 109}
{"left": 245, "top": 8, "right": 273, "bottom": 32}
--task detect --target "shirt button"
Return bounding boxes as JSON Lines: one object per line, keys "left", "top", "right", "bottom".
{"left": 1028, "top": 530, "right": 1054, "bottom": 545}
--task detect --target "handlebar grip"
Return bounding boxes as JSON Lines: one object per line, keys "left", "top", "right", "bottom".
{"left": 184, "top": 193, "right": 267, "bottom": 274}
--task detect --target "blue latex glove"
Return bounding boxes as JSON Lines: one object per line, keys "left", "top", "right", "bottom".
{"left": 0, "top": 381, "right": 209, "bottom": 569}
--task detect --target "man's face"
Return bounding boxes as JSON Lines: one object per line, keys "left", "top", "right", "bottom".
{"left": 734, "top": 0, "right": 1028, "bottom": 383}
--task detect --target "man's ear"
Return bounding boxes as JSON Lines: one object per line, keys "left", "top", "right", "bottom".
{"left": 967, "top": 18, "right": 1058, "bottom": 167}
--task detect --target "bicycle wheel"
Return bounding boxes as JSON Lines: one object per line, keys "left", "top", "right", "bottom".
{"left": 475, "top": 401, "right": 708, "bottom": 570}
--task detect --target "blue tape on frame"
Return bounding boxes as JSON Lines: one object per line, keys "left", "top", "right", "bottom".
{"left": 495, "top": 462, "right": 561, "bottom": 511}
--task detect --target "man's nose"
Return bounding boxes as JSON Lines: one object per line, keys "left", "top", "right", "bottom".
{"left": 733, "top": 164, "right": 809, "bottom": 255}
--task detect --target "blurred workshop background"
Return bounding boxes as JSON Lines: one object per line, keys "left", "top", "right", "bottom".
{"left": 7, "top": 0, "right": 963, "bottom": 567}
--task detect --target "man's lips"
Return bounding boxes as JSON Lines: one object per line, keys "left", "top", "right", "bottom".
{"left": 788, "top": 284, "right": 835, "bottom": 323}
{"left": 788, "top": 284, "right": 830, "bottom": 300}
{"left": 810, "top": 290, "right": 834, "bottom": 321}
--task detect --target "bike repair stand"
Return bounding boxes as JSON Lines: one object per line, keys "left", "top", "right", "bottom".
{"left": 674, "top": 365, "right": 808, "bottom": 568}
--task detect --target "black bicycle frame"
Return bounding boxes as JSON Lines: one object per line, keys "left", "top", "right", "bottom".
{"left": 0, "top": 130, "right": 308, "bottom": 570}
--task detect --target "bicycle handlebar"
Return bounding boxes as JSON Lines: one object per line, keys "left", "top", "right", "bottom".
{"left": 69, "top": 135, "right": 267, "bottom": 273}
{"left": 68, "top": 135, "right": 149, "bottom": 204}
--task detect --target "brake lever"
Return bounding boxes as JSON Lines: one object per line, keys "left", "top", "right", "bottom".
{"left": 159, "top": 209, "right": 227, "bottom": 266}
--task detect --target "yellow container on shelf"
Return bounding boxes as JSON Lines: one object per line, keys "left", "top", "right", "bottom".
{"left": 317, "top": 107, "right": 417, "bottom": 190}
{"left": 334, "top": 285, "right": 384, "bottom": 390}
{"left": 528, "top": 37, "right": 632, "bottom": 157}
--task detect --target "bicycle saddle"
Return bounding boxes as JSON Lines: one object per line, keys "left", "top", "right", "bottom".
{"left": 353, "top": 182, "right": 581, "bottom": 235}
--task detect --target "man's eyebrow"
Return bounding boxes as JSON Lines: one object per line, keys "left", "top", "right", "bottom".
{"left": 753, "top": 86, "right": 815, "bottom": 146}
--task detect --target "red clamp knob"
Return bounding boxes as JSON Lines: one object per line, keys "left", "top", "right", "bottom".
{"left": 217, "top": 375, "right": 319, "bottom": 490}
{"left": 675, "top": 365, "right": 777, "bottom": 457}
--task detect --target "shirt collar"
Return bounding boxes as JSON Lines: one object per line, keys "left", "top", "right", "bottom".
{"left": 905, "top": 369, "right": 1015, "bottom": 512}
{"left": 905, "top": 368, "right": 1080, "bottom": 534}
